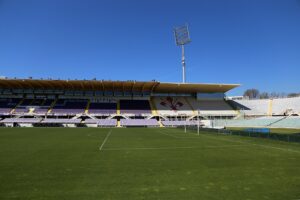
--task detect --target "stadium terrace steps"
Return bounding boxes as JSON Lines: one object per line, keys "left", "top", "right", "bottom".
{"left": 88, "top": 102, "right": 117, "bottom": 115}
{"left": 268, "top": 116, "right": 300, "bottom": 128}
{"left": 233, "top": 97, "right": 300, "bottom": 116}
{"left": 217, "top": 116, "right": 300, "bottom": 129}
{"left": 0, "top": 108, "right": 11, "bottom": 114}
{"left": 0, "top": 118, "right": 119, "bottom": 126}
{"left": 0, "top": 98, "right": 22, "bottom": 114}
{"left": 232, "top": 99, "right": 269, "bottom": 116}
{"left": 161, "top": 120, "right": 199, "bottom": 126}
{"left": 50, "top": 99, "right": 88, "bottom": 115}
{"left": 188, "top": 98, "right": 237, "bottom": 116}
{"left": 1, "top": 118, "right": 42, "bottom": 123}
{"left": 84, "top": 119, "right": 117, "bottom": 126}
{"left": 120, "top": 100, "right": 152, "bottom": 116}
{"left": 272, "top": 97, "right": 300, "bottom": 115}
{"left": 14, "top": 99, "right": 50, "bottom": 114}
{"left": 1, "top": 96, "right": 299, "bottom": 128}
{"left": 120, "top": 119, "right": 159, "bottom": 127}
{"left": 41, "top": 118, "right": 82, "bottom": 124}
{"left": 266, "top": 116, "right": 287, "bottom": 126}
{"left": 224, "top": 118, "right": 280, "bottom": 127}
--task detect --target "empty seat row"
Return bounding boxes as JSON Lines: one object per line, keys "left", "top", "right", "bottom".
{"left": 84, "top": 119, "right": 117, "bottom": 126}
{"left": 161, "top": 120, "right": 199, "bottom": 126}
{"left": 120, "top": 100, "right": 151, "bottom": 115}
{"left": 120, "top": 119, "right": 158, "bottom": 126}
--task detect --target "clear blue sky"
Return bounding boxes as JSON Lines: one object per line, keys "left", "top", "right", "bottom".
{"left": 0, "top": 0, "right": 299, "bottom": 95}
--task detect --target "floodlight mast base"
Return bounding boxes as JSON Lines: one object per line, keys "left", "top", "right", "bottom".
{"left": 182, "top": 45, "right": 186, "bottom": 83}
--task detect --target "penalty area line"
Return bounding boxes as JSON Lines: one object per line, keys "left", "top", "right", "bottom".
{"left": 99, "top": 129, "right": 112, "bottom": 151}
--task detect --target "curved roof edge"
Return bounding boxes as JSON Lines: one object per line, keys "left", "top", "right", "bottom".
{"left": 0, "top": 79, "right": 240, "bottom": 93}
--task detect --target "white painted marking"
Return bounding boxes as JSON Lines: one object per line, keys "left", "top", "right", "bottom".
{"left": 104, "top": 146, "right": 197, "bottom": 151}
{"left": 102, "top": 144, "right": 252, "bottom": 151}
{"left": 99, "top": 129, "right": 112, "bottom": 151}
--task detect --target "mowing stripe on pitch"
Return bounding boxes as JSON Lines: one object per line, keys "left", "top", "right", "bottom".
{"left": 158, "top": 130, "right": 182, "bottom": 138}
{"left": 99, "top": 129, "right": 112, "bottom": 151}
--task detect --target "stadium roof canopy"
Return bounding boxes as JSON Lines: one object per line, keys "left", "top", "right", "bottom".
{"left": 0, "top": 79, "right": 239, "bottom": 93}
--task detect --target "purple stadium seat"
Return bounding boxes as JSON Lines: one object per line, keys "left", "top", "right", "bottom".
{"left": 88, "top": 102, "right": 117, "bottom": 115}
{"left": 120, "top": 119, "right": 158, "bottom": 126}
{"left": 51, "top": 99, "right": 88, "bottom": 115}
{"left": 120, "top": 100, "right": 151, "bottom": 116}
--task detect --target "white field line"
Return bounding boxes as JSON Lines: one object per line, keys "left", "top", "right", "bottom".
{"left": 183, "top": 130, "right": 300, "bottom": 154}
{"left": 99, "top": 129, "right": 112, "bottom": 151}
{"left": 158, "top": 129, "right": 209, "bottom": 139}
{"left": 102, "top": 144, "right": 252, "bottom": 151}
{"left": 252, "top": 143, "right": 300, "bottom": 154}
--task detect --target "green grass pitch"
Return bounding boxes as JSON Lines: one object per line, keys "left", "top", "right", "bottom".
{"left": 0, "top": 127, "right": 300, "bottom": 200}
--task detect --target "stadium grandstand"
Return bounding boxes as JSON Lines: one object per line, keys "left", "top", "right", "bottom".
{"left": 0, "top": 78, "right": 239, "bottom": 127}
{"left": 0, "top": 78, "right": 299, "bottom": 130}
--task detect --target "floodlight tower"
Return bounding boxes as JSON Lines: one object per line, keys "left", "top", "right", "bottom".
{"left": 174, "top": 24, "right": 191, "bottom": 83}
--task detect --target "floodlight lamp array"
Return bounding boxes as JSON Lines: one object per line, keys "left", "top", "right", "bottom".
{"left": 174, "top": 25, "right": 191, "bottom": 46}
